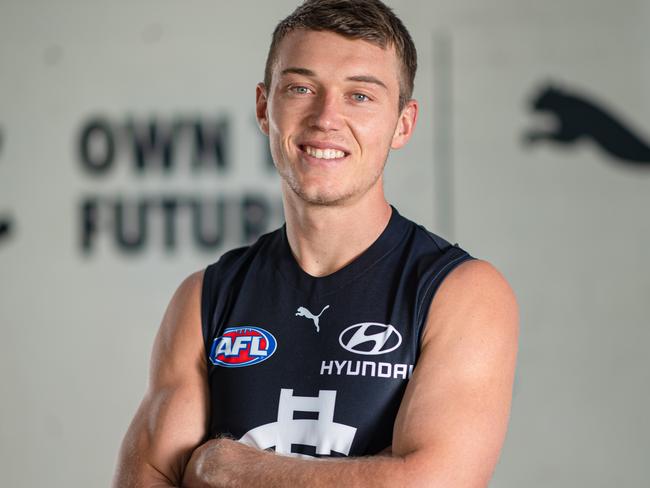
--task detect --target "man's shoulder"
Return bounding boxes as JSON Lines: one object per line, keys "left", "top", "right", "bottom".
{"left": 394, "top": 209, "right": 473, "bottom": 262}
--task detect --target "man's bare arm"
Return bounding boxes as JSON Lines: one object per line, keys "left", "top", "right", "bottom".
{"left": 183, "top": 259, "right": 519, "bottom": 488}
{"left": 112, "top": 271, "right": 209, "bottom": 487}
{"left": 390, "top": 259, "right": 519, "bottom": 486}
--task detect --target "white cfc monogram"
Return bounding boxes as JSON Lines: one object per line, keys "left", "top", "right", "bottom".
{"left": 238, "top": 389, "right": 357, "bottom": 457}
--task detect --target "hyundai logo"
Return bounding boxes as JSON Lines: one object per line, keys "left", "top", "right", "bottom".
{"left": 338, "top": 323, "right": 402, "bottom": 355}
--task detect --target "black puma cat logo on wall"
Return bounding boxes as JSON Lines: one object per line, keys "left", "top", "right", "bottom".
{"left": 525, "top": 84, "right": 650, "bottom": 166}
{"left": 0, "top": 220, "right": 11, "bottom": 241}
{"left": 0, "top": 127, "right": 13, "bottom": 244}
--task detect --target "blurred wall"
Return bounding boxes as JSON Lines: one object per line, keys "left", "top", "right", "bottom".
{"left": 1, "top": 0, "right": 649, "bottom": 486}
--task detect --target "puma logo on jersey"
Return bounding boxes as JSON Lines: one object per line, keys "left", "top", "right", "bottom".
{"left": 295, "top": 305, "right": 330, "bottom": 332}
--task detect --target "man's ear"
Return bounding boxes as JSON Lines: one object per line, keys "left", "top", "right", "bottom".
{"left": 256, "top": 83, "right": 269, "bottom": 135}
{"left": 391, "top": 99, "right": 418, "bottom": 149}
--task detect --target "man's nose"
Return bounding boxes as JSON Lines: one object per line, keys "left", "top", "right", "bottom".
{"left": 307, "top": 91, "right": 344, "bottom": 131}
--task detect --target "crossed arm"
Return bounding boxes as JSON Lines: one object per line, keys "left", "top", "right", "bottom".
{"left": 112, "top": 259, "right": 519, "bottom": 487}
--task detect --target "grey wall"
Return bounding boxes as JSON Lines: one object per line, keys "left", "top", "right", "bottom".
{"left": 1, "top": 0, "right": 648, "bottom": 486}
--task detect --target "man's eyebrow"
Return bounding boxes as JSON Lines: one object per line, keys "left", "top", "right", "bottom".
{"left": 280, "top": 67, "right": 316, "bottom": 77}
{"left": 345, "top": 75, "right": 388, "bottom": 90}
{"left": 280, "top": 69, "right": 388, "bottom": 90}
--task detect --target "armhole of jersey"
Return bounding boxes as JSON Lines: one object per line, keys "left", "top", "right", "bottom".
{"left": 200, "top": 262, "right": 218, "bottom": 359}
{"left": 199, "top": 244, "right": 255, "bottom": 363}
{"left": 415, "top": 246, "right": 476, "bottom": 352}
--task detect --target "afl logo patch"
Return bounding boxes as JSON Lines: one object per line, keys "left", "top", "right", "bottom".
{"left": 339, "top": 323, "right": 402, "bottom": 355}
{"left": 210, "top": 326, "right": 277, "bottom": 368}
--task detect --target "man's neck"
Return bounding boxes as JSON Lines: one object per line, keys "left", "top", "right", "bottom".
{"left": 282, "top": 185, "right": 392, "bottom": 278}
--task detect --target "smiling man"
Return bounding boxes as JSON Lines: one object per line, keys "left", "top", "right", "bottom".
{"left": 113, "top": 1, "right": 518, "bottom": 487}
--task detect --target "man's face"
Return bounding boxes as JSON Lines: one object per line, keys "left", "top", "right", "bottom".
{"left": 256, "top": 29, "right": 417, "bottom": 206}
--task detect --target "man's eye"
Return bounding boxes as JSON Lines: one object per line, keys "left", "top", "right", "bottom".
{"left": 352, "top": 93, "right": 370, "bottom": 102}
{"left": 291, "top": 86, "right": 311, "bottom": 95}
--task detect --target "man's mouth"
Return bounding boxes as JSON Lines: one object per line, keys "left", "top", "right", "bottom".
{"left": 300, "top": 145, "right": 347, "bottom": 160}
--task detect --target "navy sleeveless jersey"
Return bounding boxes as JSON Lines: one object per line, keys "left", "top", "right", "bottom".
{"left": 201, "top": 207, "right": 475, "bottom": 458}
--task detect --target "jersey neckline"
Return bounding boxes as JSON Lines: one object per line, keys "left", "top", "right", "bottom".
{"left": 272, "top": 205, "right": 411, "bottom": 296}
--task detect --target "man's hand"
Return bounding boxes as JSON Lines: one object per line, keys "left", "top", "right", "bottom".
{"left": 182, "top": 438, "right": 404, "bottom": 488}
{"left": 183, "top": 438, "right": 262, "bottom": 488}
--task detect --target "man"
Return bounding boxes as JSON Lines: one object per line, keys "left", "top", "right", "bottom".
{"left": 113, "top": 1, "right": 518, "bottom": 486}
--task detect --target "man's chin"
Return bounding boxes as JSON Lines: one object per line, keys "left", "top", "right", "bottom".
{"left": 290, "top": 185, "right": 352, "bottom": 207}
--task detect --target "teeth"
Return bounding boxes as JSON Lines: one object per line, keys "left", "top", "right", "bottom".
{"left": 304, "top": 146, "right": 345, "bottom": 160}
